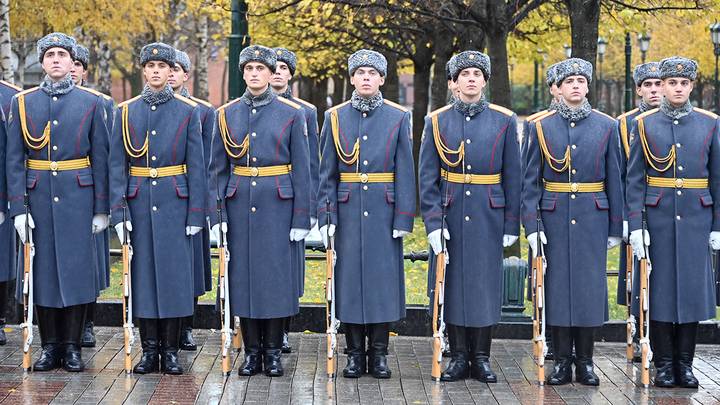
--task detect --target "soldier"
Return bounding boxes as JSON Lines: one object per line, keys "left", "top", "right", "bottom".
{"left": 626, "top": 57, "right": 719, "bottom": 388}
{"left": 109, "top": 42, "right": 205, "bottom": 375}
{"left": 209, "top": 45, "right": 311, "bottom": 377}
{"left": 269, "top": 47, "right": 319, "bottom": 353}
{"left": 0, "top": 78, "right": 20, "bottom": 346}
{"left": 419, "top": 51, "right": 521, "bottom": 382}
{"left": 69, "top": 44, "right": 114, "bottom": 348}
{"left": 522, "top": 58, "right": 623, "bottom": 386}
{"left": 615, "top": 61, "right": 662, "bottom": 362}
{"left": 167, "top": 49, "right": 215, "bottom": 352}
{"left": 6, "top": 33, "right": 110, "bottom": 371}
{"left": 317, "top": 49, "right": 415, "bottom": 379}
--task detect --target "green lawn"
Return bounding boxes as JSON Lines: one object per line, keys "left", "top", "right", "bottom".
{"left": 101, "top": 218, "right": 718, "bottom": 320}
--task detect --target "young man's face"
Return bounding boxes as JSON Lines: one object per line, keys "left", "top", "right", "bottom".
{"left": 558, "top": 75, "right": 589, "bottom": 105}
{"left": 42, "top": 47, "right": 74, "bottom": 80}
{"left": 350, "top": 67, "right": 385, "bottom": 98}
{"left": 636, "top": 79, "right": 662, "bottom": 107}
{"left": 167, "top": 63, "right": 189, "bottom": 91}
{"left": 243, "top": 62, "right": 272, "bottom": 93}
{"left": 270, "top": 61, "right": 292, "bottom": 92}
{"left": 550, "top": 83, "right": 560, "bottom": 101}
{"left": 143, "top": 60, "right": 171, "bottom": 90}
{"left": 455, "top": 67, "right": 486, "bottom": 101}
{"left": 662, "top": 77, "right": 693, "bottom": 106}
{"left": 69, "top": 60, "right": 87, "bottom": 84}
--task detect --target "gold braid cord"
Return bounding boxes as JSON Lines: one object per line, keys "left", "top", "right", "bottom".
{"left": 432, "top": 114, "right": 464, "bottom": 168}
{"left": 638, "top": 118, "right": 675, "bottom": 173}
{"left": 18, "top": 94, "right": 50, "bottom": 151}
{"left": 331, "top": 109, "right": 359, "bottom": 166}
{"left": 218, "top": 108, "right": 249, "bottom": 159}
{"left": 619, "top": 117, "right": 631, "bottom": 159}
{"left": 122, "top": 104, "right": 148, "bottom": 158}
{"left": 535, "top": 120, "right": 571, "bottom": 173}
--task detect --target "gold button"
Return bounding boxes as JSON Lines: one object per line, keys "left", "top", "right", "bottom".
{"left": 570, "top": 183, "right": 579, "bottom": 192}
{"left": 149, "top": 168, "right": 158, "bottom": 178}
{"left": 464, "top": 174, "right": 472, "bottom": 184}
{"left": 360, "top": 173, "right": 369, "bottom": 183}
{"left": 250, "top": 167, "right": 259, "bottom": 177}
{"left": 50, "top": 161, "right": 58, "bottom": 171}
{"left": 675, "top": 178, "right": 684, "bottom": 188}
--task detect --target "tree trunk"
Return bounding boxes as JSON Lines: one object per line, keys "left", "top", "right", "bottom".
{"left": 566, "top": 0, "right": 600, "bottom": 104}
{"left": 485, "top": 29, "right": 512, "bottom": 108}
{"left": 310, "top": 77, "right": 328, "bottom": 123}
{"left": 96, "top": 41, "right": 112, "bottom": 95}
{"left": 383, "top": 53, "right": 399, "bottom": 103}
{"left": 0, "top": 0, "right": 12, "bottom": 82}
{"left": 194, "top": 14, "right": 210, "bottom": 100}
{"left": 329, "top": 75, "right": 344, "bottom": 107}
{"left": 430, "top": 27, "right": 454, "bottom": 110}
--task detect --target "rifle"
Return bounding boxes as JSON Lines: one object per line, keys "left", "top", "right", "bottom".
{"left": 430, "top": 181, "right": 448, "bottom": 382}
{"left": 121, "top": 195, "right": 135, "bottom": 373}
{"left": 638, "top": 210, "right": 653, "bottom": 387}
{"left": 21, "top": 193, "right": 35, "bottom": 371}
{"left": 217, "top": 198, "right": 233, "bottom": 376}
{"left": 325, "top": 199, "right": 339, "bottom": 378}
{"left": 625, "top": 244, "right": 636, "bottom": 363}
{"left": 531, "top": 156, "right": 547, "bottom": 385}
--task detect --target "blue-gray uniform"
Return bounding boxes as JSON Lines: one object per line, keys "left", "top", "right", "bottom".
{"left": 522, "top": 109, "right": 624, "bottom": 327}
{"left": 626, "top": 107, "right": 720, "bottom": 323}
{"left": 420, "top": 102, "right": 520, "bottom": 327}
{"left": 317, "top": 98, "right": 415, "bottom": 325}
{"left": 7, "top": 84, "right": 110, "bottom": 306}
{"left": 210, "top": 92, "right": 311, "bottom": 319}
{"left": 0, "top": 80, "right": 20, "bottom": 285}
{"left": 109, "top": 91, "right": 205, "bottom": 319}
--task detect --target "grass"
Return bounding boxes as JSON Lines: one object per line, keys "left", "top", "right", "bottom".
{"left": 101, "top": 218, "right": 719, "bottom": 320}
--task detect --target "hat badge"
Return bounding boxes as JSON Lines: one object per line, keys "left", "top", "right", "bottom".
{"left": 677, "top": 64, "right": 684, "bottom": 71}
{"left": 469, "top": 54, "right": 475, "bottom": 60}
{"left": 572, "top": 62, "right": 579, "bottom": 69}
{"left": 276, "top": 50, "right": 282, "bottom": 56}
{"left": 254, "top": 50, "right": 260, "bottom": 56}
{"left": 362, "top": 54, "right": 369, "bottom": 61}
{"left": 52, "top": 36, "right": 59, "bottom": 42}
{"left": 152, "top": 48, "right": 158, "bottom": 55}
{"left": 650, "top": 66, "right": 657, "bottom": 72}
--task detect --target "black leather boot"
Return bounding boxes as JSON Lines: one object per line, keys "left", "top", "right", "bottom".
{"left": 649, "top": 320, "right": 674, "bottom": 387}
{"left": 160, "top": 318, "right": 183, "bottom": 374}
{"left": 368, "top": 323, "right": 391, "bottom": 379}
{"left": 545, "top": 326, "right": 554, "bottom": 359}
{"left": 81, "top": 301, "right": 96, "bottom": 348}
{"left": 440, "top": 324, "right": 469, "bottom": 381}
{"left": 674, "top": 322, "right": 699, "bottom": 388}
{"left": 180, "top": 316, "right": 197, "bottom": 351}
{"left": 469, "top": 326, "right": 497, "bottom": 383}
{"left": 238, "top": 318, "right": 263, "bottom": 376}
{"left": 342, "top": 323, "right": 366, "bottom": 378}
{"left": 282, "top": 317, "right": 292, "bottom": 353}
{"left": 33, "top": 306, "right": 63, "bottom": 371}
{"left": 573, "top": 327, "right": 599, "bottom": 386}
{"left": 0, "top": 281, "right": 7, "bottom": 346}
{"left": 547, "top": 326, "right": 573, "bottom": 385}
{"left": 262, "top": 318, "right": 284, "bottom": 377}
{"left": 133, "top": 318, "right": 160, "bottom": 374}
{"left": 62, "top": 304, "right": 87, "bottom": 372}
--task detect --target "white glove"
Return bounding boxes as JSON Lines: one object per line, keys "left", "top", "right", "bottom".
{"left": 14, "top": 214, "right": 35, "bottom": 244}
{"left": 710, "top": 231, "right": 720, "bottom": 250}
{"left": 319, "top": 224, "right": 336, "bottom": 248}
{"left": 503, "top": 234, "right": 519, "bottom": 247}
{"left": 310, "top": 217, "right": 318, "bottom": 228}
{"left": 0, "top": 212, "right": 4, "bottom": 226}
{"left": 607, "top": 236, "right": 622, "bottom": 250}
{"left": 186, "top": 226, "right": 202, "bottom": 236}
{"left": 622, "top": 221, "right": 629, "bottom": 242}
{"left": 290, "top": 228, "right": 310, "bottom": 241}
{"left": 629, "top": 229, "right": 650, "bottom": 259}
{"left": 527, "top": 231, "right": 547, "bottom": 258}
{"left": 428, "top": 228, "right": 450, "bottom": 255}
{"left": 392, "top": 229, "right": 410, "bottom": 239}
{"left": 92, "top": 214, "right": 109, "bottom": 234}
{"left": 211, "top": 222, "right": 228, "bottom": 242}
{"left": 114, "top": 221, "right": 133, "bottom": 244}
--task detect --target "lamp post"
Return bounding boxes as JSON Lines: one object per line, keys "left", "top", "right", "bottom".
{"left": 638, "top": 33, "right": 651, "bottom": 64}
{"left": 228, "top": 0, "right": 249, "bottom": 100}
{"left": 624, "top": 33, "right": 633, "bottom": 111}
{"left": 564, "top": 44, "right": 572, "bottom": 58}
{"left": 533, "top": 49, "right": 542, "bottom": 112}
{"left": 597, "top": 37, "right": 607, "bottom": 109}
{"left": 710, "top": 22, "right": 720, "bottom": 113}
{"left": 539, "top": 50, "right": 547, "bottom": 106}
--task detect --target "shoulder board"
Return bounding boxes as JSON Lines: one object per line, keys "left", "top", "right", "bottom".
{"left": 526, "top": 109, "right": 549, "bottom": 122}
{"left": 488, "top": 103, "right": 514, "bottom": 117}
{"left": 218, "top": 97, "right": 242, "bottom": 111}
{"left": 293, "top": 97, "right": 316, "bottom": 110}
{"left": 326, "top": 100, "right": 351, "bottom": 114}
{"left": 118, "top": 95, "right": 142, "bottom": 108}
{"left": 174, "top": 93, "right": 198, "bottom": 107}
{"left": 616, "top": 108, "right": 639, "bottom": 121}
{"left": 16, "top": 86, "right": 39, "bottom": 97}
{"left": 190, "top": 96, "right": 213, "bottom": 108}
{"left": 76, "top": 85, "right": 112, "bottom": 101}
{"left": 694, "top": 107, "right": 719, "bottom": 120}
{"left": 428, "top": 104, "right": 453, "bottom": 118}
{"left": 0, "top": 80, "right": 22, "bottom": 92}
{"left": 592, "top": 109, "right": 615, "bottom": 121}
{"left": 635, "top": 108, "right": 659, "bottom": 121}
{"left": 383, "top": 99, "right": 409, "bottom": 112}
{"left": 535, "top": 110, "right": 556, "bottom": 122}
{"left": 277, "top": 96, "right": 301, "bottom": 110}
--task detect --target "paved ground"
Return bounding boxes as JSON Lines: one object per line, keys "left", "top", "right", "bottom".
{"left": 0, "top": 326, "right": 719, "bottom": 404}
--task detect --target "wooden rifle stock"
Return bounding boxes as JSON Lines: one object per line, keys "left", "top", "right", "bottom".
{"left": 625, "top": 244, "right": 634, "bottom": 362}
{"left": 430, "top": 250, "right": 446, "bottom": 381}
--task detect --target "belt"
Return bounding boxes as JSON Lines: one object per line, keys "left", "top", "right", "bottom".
{"left": 544, "top": 180, "right": 604, "bottom": 193}
{"left": 440, "top": 169, "right": 501, "bottom": 185}
{"left": 646, "top": 176, "right": 708, "bottom": 189}
{"left": 233, "top": 164, "right": 291, "bottom": 177}
{"left": 27, "top": 157, "right": 90, "bottom": 171}
{"left": 340, "top": 172, "right": 394, "bottom": 183}
{"left": 130, "top": 164, "right": 187, "bottom": 178}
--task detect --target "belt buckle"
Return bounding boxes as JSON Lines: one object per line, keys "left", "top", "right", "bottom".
{"left": 49, "top": 161, "right": 58, "bottom": 171}
{"left": 360, "top": 173, "right": 369, "bottom": 183}
{"left": 250, "top": 167, "right": 259, "bottom": 177}
{"left": 149, "top": 168, "right": 158, "bottom": 178}
{"left": 675, "top": 178, "right": 684, "bottom": 188}
{"left": 464, "top": 173, "right": 472, "bottom": 184}
{"left": 570, "top": 182, "right": 579, "bottom": 193}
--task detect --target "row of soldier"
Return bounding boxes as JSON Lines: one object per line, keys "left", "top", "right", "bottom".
{"left": 0, "top": 32, "right": 717, "bottom": 389}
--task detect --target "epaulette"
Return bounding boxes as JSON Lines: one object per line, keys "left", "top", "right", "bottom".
{"left": 616, "top": 108, "right": 639, "bottom": 121}
{"left": 0, "top": 80, "right": 22, "bottom": 92}
{"left": 592, "top": 109, "right": 615, "bottom": 121}
{"left": 174, "top": 93, "right": 198, "bottom": 107}
{"left": 535, "top": 110, "right": 556, "bottom": 122}
{"left": 76, "top": 86, "right": 113, "bottom": 101}
{"left": 383, "top": 99, "right": 409, "bottom": 112}
{"left": 489, "top": 103, "right": 514, "bottom": 117}
{"left": 16, "top": 87, "right": 39, "bottom": 97}
{"left": 190, "top": 96, "right": 213, "bottom": 108}
{"left": 526, "top": 109, "right": 549, "bottom": 122}
{"left": 635, "top": 108, "right": 659, "bottom": 121}
{"left": 326, "top": 100, "right": 351, "bottom": 113}
{"left": 118, "top": 95, "right": 142, "bottom": 108}
{"left": 277, "top": 96, "right": 301, "bottom": 109}
{"left": 694, "top": 107, "right": 719, "bottom": 120}
{"left": 428, "top": 104, "right": 452, "bottom": 118}
{"left": 218, "top": 98, "right": 242, "bottom": 111}
{"left": 293, "top": 97, "right": 316, "bottom": 110}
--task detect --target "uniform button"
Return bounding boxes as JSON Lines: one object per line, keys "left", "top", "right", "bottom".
{"left": 466, "top": 190, "right": 471, "bottom": 196}
{"left": 571, "top": 219, "right": 576, "bottom": 224}
{"left": 151, "top": 105, "right": 156, "bottom": 111}
{"left": 52, "top": 172, "right": 57, "bottom": 176}
{"left": 678, "top": 165, "right": 684, "bottom": 171}
{"left": 252, "top": 157, "right": 257, "bottom": 162}
{"left": 52, "top": 96, "right": 57, "bottom": 101}
{"left": 465, "top": 116, "right": 470, "bottom": 121}
{"left": 152, "top": 206, "right": 157, "bottom": 211}
{"left": 677, "top": 190, "right": 682, "bottom": 196}
{"left": 676, "top": 215, "right": 681, "bottom": 220}
{"left": 570, "top": 122, "right": 576, "bottom": 127}
{"left": 363, "top": 185, "right": 368, "bottom": 191}
{"left": 151, "top": 156, "right": 157, "bottom": 161}
{"left": 466, "top": 165, "right": 472, "bottom": 170}
{"left": 151, "top": 130, "right": 157, "bottom": 135}
{"left": 363, "top": 135, "right": 368, "bottom": 141}
{"left": 362, "top": 113, "right": 367, "bottom": 118}
{"left": 465, "top": 216, "right": 470, "bottom": 221}
{"left": 251, "top": 207, "right": 256, "bottom": 212}
{"left": 571, "top": 194, "right": 576, "bottom": 199}
{"left": 676, "top": 143, "right": 681, "bottom": 148}
{"left": 251, "top": 132, "right": 257, "bottom": 137}
{"left": 466, "top": 139, "right": 471, "bottom": 144}
{"left": 571, "top": 144, "right": 577, "bottom": 150}
{"left": 251, "top": 109, "right": 256, "bottom": 114}
{"left": 53, "top": 197, "right": 59, "bottom": 202}
{"left": 571, "top": 169, "right": 576, "bottom": 174}
{"left": 363, "top": 160, "right": 368, "bottom": 166}
{"left": 152, "top": 181, "right": 157, "bottom": 186}
{"left": 673, "top": 120, "right": 679, "bottom": 125}
{"left": 52, "top": 145, "right": 58, "bottom": 151}
{"left": 52, "top": 120, "right": 58, "bottom": 126}
{"left": 251, "top": 181, "right": 256, "bottom": 186}
{"left": 363, "top": 211, "right": 368, "bottom": 217}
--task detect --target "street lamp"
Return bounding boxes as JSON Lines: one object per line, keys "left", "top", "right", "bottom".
{"left": 597, "top": 37, "right": 608, "bottom": 109}
{"left": 638, "top": 33, "right": 651, "bottom": 64}
{"left": 533, "top": 48, "right": 543, "bottom": 111}
{"left": 564, "top": 44, "right": 572, "bottom": 58}
{"left": 710, "top": 22, "right": 720, "bottom": 113}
